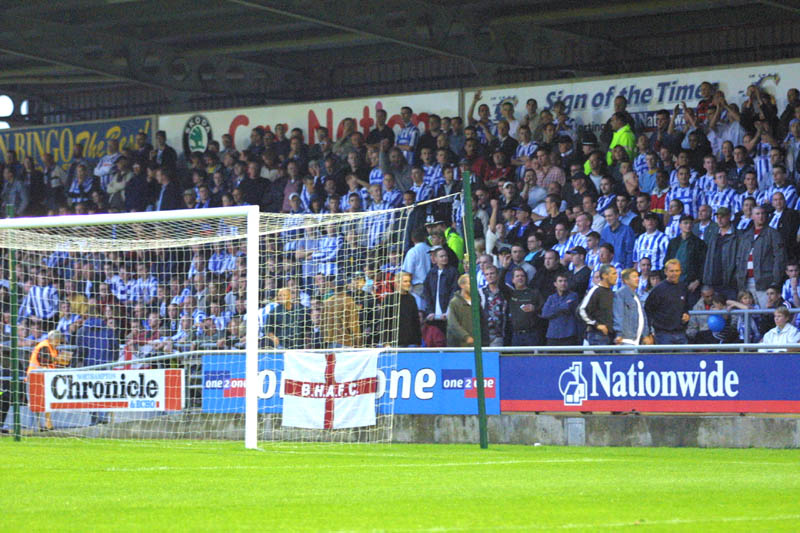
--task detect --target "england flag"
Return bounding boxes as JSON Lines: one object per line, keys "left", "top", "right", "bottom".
{"left": 282, "top": 349, "right": 380, "bottom": 430}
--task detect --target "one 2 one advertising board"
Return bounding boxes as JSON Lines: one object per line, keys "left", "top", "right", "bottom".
{"left": 500, "top": 354, "right": 800, "bottom": 413}
{"left": 201, "top": 351, "right": 500, "bottom": 416}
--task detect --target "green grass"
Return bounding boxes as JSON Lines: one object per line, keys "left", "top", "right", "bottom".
{"left": 1, "top": 440, "right": 799, "bottom": 532}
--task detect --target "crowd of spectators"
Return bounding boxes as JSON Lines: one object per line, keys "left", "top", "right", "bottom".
{"left": 2, "top": 79, "right": 800, "bottom": 358}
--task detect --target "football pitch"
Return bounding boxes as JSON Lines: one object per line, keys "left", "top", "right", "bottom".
{"left": 1, "top": 440, "right": 799, "bottom": 532}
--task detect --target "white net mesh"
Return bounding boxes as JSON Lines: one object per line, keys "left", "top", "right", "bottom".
{"left": 0, "top": 206, "right": 412, "bottom": 445}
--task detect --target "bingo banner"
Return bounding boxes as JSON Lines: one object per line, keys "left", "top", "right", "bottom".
{"left": 201, "top": 350, "right": 500, "bottom": 416}
{"left": 500, "top": 354, "right": 800, "bottom": 414}
{"left": 0, "top": 116, "right": 153, "bottom": 170}
{"left": 465, "top": 59, "right": 800, "bottom": 135}
{"left": 158, "top": 90, "right": 459, "bottom": 158}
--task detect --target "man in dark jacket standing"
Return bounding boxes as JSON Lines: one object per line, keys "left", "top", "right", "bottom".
{"left": 645, "top": 259, "right": 690, "bottom": 344}
{"left": 702, "top": 207, "right": 738, "bottom": 301}
{"left": 666, "top": 214, "right": 707, "bottom": 307}
{"left": 541, "top": 273, "right": 580, "bottom": 346}
{"left": 423, "top": 246, "right": 459, "bottom": 336}
{"left": 735, "top": 205, "right": 787, "bottom": 309}
{"left": 507, "top": 267, "right": 544, "bottom": 346}
{"left": 578, "top": 264, "right": 616, "bottom": 345}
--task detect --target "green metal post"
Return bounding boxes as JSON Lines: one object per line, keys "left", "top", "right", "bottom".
{"left": 460, "top": 171, "right": 488, "bottom": 449}
{"left": 7, "top": 204, "right": 20, "bottom": 440}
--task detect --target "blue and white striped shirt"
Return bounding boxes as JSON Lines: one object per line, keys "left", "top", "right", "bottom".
{"left": 706, "top": 187, "right": 737, "bottom": 215}
{"left": 514, "top": 141, "right": 538, "bottom": 178}
{"left": 669, "top": 168, "right": 698, "bottom": 188}
{"left": 56, "top": 313, "right": 82, "bottom": 342}
{"left": 208, "top": 252, "right": 233, "bottom": 274}
{"left": 667, "top": 185, "right": 704, "bottom": 218}
{"left": 762, "top": 184, "right": 798, "bottom": 209}
{"left": 128, "top": 276, "right": 158, "bottom": 304}
{"left": 311, "top": 235, "right": 343, "bottom": 276}
{"left": 782, "top": 278, "right": 798, "bottom": 306}
{"left": 300, "top": 187, "right": 315, "bottom": 212}
{"left": 597, "top": 194, "right": 615, "bottom": 214}
{"left": 565, "top": 232, "right": 589, "bottom": 251}
{"left": 474, "top": 120, "right": 497, "bottom": 145}
{"left": 67, "top": 177, "right": 95, "bottom": 205}
{"left": 753, "top": 142, "right": 774, "bottom": 191}
{"left": 695, "top": 173, "right": 716, "bottom": 194}
{"left": 734, "top": 191, "right": 763, "bottom": 214}
{"left": 552, "top": 241, "right": 571, "bottom": 259}
{"left": 633, "top": 154, "right": 648, "bottom": 179}
{"left": 21, "top": 285, "right": 59, "bottom": 320}
{"left": 396, "top": 123, "right": 420, "bottom": 165}
{"left": 382, "top": 188, "right": 403, "bottom": 208}
{"left": 366, "top": 202, "right": 394, "bottom": 249}
{"left": 340, "top": 188, "right": 370, "bottom": 212}
{"left": 633, "top": 230, "right": 669, "bottom": 271}
{"left": 665, "top": 215, "right": 681, "bottom": 239}
{"left": 368, "top": 167, "right": 384, "bottom": 186}
{"left": 423, "top": 164, "right": 444, "bottom": 190}
{"left": 590, "top": 262, "right": 624, "bottom": 292}
{"left": 409, "top": 182, "right": 434, "bottom": 203}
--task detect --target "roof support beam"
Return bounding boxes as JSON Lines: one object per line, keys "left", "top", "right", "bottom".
{"left": 0, "top": 15, "right": 300, "bottom": 95}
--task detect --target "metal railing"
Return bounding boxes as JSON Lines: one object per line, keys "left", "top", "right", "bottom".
{"left": 687, "top": 306, "right": 800, "bottom": 344}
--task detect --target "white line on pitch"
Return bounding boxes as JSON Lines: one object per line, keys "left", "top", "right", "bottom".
{"left": 98, "top": 458, "right": 617, "bottom": 472}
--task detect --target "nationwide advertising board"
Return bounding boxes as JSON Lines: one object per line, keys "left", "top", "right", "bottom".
{"left": 28, "top": 368, "right": 184, "bottom": 413}
{"left": 500, "top": 354, "right": 800, "bottom": 413}
{"left": 201, "top": 351, "right": 500, "bottom": 416}
{"left": 0, "top": 116, "right": 153, "bottom": 170}
{"left": 158, "top": 90, "right": 460, "bottom": 159}
{"left": 464, "top": 59, "right": 800, "bottom": 135}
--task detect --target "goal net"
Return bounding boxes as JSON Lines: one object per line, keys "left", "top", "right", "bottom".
{"left": 0, "top": 205, "right": 411, "bottom": 447}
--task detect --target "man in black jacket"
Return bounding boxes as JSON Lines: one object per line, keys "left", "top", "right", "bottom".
{"left": 644, "top": 258, "right": 690, "bottom": 344}
{"left": 154, "top": 168, "right": 183, "bottom": 211}
{"left": 578, "top": 264, "right": 616, "bottom": 345}
{"left": 702, "top": 207, "right": 738, "bottom": 301}
{"left": 507, "top": 267, "right": 544, "bottom": 346}
{"left": 422, "top": 246, "right": 459, "bottom": 335}
{"left": 736, "top": 205, "right": 787, "bottom": 309}
{"left": 768, "top": 191, "right": 800, "bottom": 262}
{"left": 666, "top": 214, "right": 707, "bottom": 307}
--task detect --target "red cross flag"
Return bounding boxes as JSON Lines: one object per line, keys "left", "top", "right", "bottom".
{"left": 281, "top": 349, "right": 380, "bottom": 430}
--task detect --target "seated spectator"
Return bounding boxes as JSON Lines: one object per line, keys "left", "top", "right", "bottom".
{"left": 761, "top": 306, "right": 800, "bottom": 346}
{"left": 726, "top": 290, "right": 762, "bottom": 343}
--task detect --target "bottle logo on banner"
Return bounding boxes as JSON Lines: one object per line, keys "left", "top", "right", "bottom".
{"left": 183, "top": 115, "right": 213, "bottom": 156}
{"left": 559, "top": 362, "right": 588, "bottom": 406}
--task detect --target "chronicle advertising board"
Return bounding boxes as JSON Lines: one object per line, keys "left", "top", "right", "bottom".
{"left": 0, "top": 116, "right": 153, "bottom": 170}
{"left": 464, "top": 59, "right": 800, "bottom": 135}
{"left": 158, "top": 90, "right": 460, "bottom": 158}
{"left": 201, "top": 351, "right": 500, "bottom": 415}
{"left": 500, "top": 354, "right": 800, "bottom": 413}
{"left": 28, "top": 369, "right": 184, "bottom": 413}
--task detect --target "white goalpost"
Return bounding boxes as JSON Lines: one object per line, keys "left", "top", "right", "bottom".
{"left": 0, "top": 204, "right": 410, "bottom": 448}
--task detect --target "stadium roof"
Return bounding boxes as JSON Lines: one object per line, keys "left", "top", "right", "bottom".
{"left": 1, "top": 0, "right": 800, "bottom": 122}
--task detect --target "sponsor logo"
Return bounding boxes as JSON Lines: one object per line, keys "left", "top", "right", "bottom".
{"left": 203, "top": 370, "right": 245, "bottom": 397}
{"left": 559, "top": 362, "right": 588, "bottom": 406}
{"left": 559, "top": 360, "right": 741, "bottom": 406}
{"left": 32, "top": 369, "right": 183, "bottom": 412}
{"left": 182, "top": 114, "right": 212, "bottom": 156}
{"left": 441, "top": 369, "right": 496, "bottom": 399}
